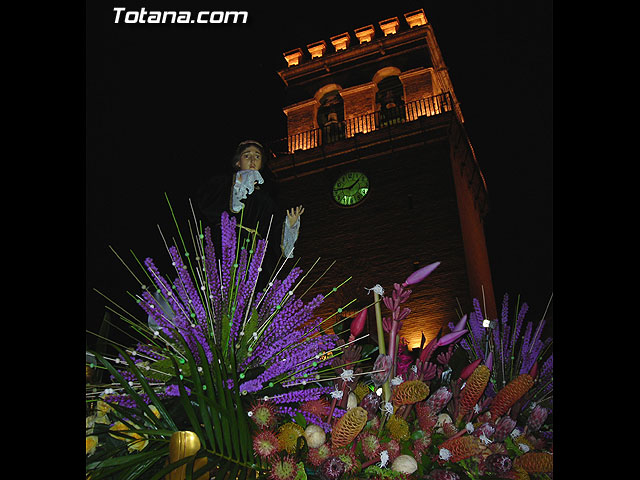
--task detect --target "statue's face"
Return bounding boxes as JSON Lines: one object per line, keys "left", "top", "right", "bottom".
{"left": 236, "top": 146, "right": 263, "bottom": 171}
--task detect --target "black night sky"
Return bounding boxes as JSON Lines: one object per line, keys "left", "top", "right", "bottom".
{"left": 85, "top": 1, "right": 553, "bottom": 348}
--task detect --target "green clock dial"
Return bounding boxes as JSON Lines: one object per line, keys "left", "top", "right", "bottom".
{"left": 332, "top": 171, "right": 369, "bottom": 207}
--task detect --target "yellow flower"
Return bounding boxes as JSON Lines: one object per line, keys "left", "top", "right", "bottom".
{"left": 109, "top": 421, "right": 149, "bottom": 452}
{"left": 109, "top": 421, "right": 129, "bottom": 439}
{"left": 86, "top": 415, "right": 96, "bottom": 433}
{"left": 126, "top": 433, "right": 149, "bottom": 452}
{"left": 96, "top": 399, "right": 113, "bottom": 417}
{"left": 86, "top": 435, "right": 98, "bottom": 456}
{"left": 148, "top": 405, "right": 161, "bottom": 419}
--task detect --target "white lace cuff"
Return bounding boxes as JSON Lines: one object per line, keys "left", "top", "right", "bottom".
{"left": 281, "top": 216, "right": 300, "bottom": 258}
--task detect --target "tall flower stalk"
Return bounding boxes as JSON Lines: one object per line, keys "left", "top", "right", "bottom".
{"left": 86, "top": 201, "right": 345, "bottom": 479}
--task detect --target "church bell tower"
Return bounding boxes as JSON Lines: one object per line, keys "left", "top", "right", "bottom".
{"left": 267, "top": 9, "right": 496, "bottom": 348}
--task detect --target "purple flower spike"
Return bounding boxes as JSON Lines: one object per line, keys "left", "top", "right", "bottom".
{"left": 402, "top": 261, "right": 440, "bottom": 287}
{"left": 436, "top": 329, "right": 468, "bottom": 347}
{"left": 452, "top": 314, "right": 468, "bottom": 332}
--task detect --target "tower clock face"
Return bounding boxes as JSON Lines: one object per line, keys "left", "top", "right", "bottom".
{"left": 332, "top": 171, "right": 369, "bottom": 207}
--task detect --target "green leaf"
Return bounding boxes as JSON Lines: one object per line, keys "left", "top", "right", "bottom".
{"left": 149, "top": 356, "right": 190, "bottom": 382}
{"left": 214, "top": 459, "right": 232, "bottom": 480}
{"left": 295, "top": 462, "right": 308, "bottom": 480}
{"left": 195, "top": 340, "right": 226, "bottom": 454}
{"left": 169, "top": 356, "right": 206, "bottom": 446}
{"left": 221, "top": 313, "right": 231, "bottom": 358}
{"left": 210, "top": 345, "right": 234, "bottom": 457}
{"left": 294, "top": 411, "right": 308, "bottom": 429}
{"left": 236, "top": 308, "right": 259, "bottom": 364}
{"left": 86, "top": 448, "right": 165, "bottom": 470}
{"left": 147, "top": 454, "right": 198, "bottom": 480}
{"left": 176, "top": 335, "right": 216, "bottom": 453}
{"left": 91, "top": 349, "right": 177, "bottom": 431}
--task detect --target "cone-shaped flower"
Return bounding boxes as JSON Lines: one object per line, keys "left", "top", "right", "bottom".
{"left": 528, "top": 361, "right": 538, "bottom": 379}
{"left": 331, "top": 407, "right": 368, "bottom": 448}
{"left": 438, "top": 435, "right": 483, "bottom": 462}
{"left": 456, "top": 364, "right": 491, "bottom": 423}
{"left": 513, "top": 452, "right": 553, "bottom": 473}
{"left": 490, "top": 374, "right": 535, "bottom": 418}
{"left": 437, "top": 329, "right": 468, "bottom": 347}
{"left": 350, "top": 309, "right": 367, "bottom": 338}
{"left": 452, "top": 314, "right": 468, "bottom": 332}
{"left": 402, "top": 262, "right": 440, "bottom": 287}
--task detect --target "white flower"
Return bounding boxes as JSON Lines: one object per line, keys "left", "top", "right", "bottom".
{"left": 411, "top": 364, "right": 418, "bottom": 373}
{"left": 518, "top": 443, "right": 530, "bottom": 453}
{"left": 331, "top": 389, "right": 344, "bottom": 400}
{"left": 465, "top": 422, "right": 474, "bottom": 433}
{"left": 365, "top": 284, "right": 385, "bottom": 296}
{"left": 390, "top": 375, "right": 404, "bottom": 386}
{"left": 340, "top": 369, "right": 354, "bottom": 382}
{"left": 379, "top": 450, "right": 389, "bottom": 467}
{"left": 439, "top": 448, "right": 452, "bottom": 461}
{"left": 473, "top": 403, "right": 481, "bottom": 413}
{"left": 381, "top": 402, "right": 394, "bottom": 416}
{"left": 479, "top": 433, "right": 492, "bottom": 445}
{"left": 511, "top": 428, "right": 522, "bottom": 439}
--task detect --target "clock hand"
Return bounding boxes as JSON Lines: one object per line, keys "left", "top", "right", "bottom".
{"left": 335, "top": 180, "right": 359, "bottom": 192}
{"left": 340, "top": 179, "right": 359, "bottom": 192}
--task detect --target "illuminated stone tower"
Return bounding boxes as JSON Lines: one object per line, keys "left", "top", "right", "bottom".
{"left": 267, "top": 9, "right": 496, "bottom": 348}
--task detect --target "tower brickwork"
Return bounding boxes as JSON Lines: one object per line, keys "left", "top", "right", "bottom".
{"left": 267, "top": 9, "right": 496, "bottom": 348}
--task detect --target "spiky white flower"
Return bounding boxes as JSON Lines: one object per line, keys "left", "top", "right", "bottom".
{"left": 479, "top": 433, "right": 492, "bottom": 445}
{"left": 340, "top": 369, "right": 354, "bottom": 382}
{"left": 519, "top": 443, "right": 530, "bottom": 453}
{"left": 465, "top": 422, "right": 475, "bottom": 433}
{"left": 511, "top": 428, "right": 522, "bottom": 439}
{"left": 381, "top": 401, "right": 394, "bottom": 416}
{"left": 473, "top": 403, "right": 481, "bottom": 413}
{"left": 439, "top": 448, "right": 452, "bottom": 461}
{"left": 331, "top": 389, "right": 344, "bottom": 399}
{"left": 379, "top": 450, "right": 389, "bottom": 467}
{"left": 390, "top": 375, "right": 404, "bottom": 386}
{"left": 365, "top": 284, "right": 385, "bottom": 296}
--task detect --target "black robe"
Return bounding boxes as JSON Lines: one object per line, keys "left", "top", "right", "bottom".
{"left": 195, "top": 173, "right": 286, "bottom": 292}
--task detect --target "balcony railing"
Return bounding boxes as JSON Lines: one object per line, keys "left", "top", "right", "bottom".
{"left": 277, "top": 92, "right": 453, "bottom": 154}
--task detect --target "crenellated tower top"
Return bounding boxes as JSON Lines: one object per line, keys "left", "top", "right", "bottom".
{"left": 275, "top": 9, "right": 466, "bottom": 151}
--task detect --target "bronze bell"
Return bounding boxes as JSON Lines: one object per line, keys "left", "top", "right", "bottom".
{"left": 165, "top": 431, "right": 209, "bottom": 480}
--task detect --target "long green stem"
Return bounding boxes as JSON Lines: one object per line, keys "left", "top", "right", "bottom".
{"left": 373, "top": 291, "right": 391, "bottom": 403}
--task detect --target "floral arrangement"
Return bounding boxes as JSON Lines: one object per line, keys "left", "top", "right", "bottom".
{"left": 86, "top": 202, "right": 553, "bottom": 480}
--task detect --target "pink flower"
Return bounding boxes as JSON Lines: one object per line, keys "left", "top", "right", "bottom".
{"left": 402, "top": 261, "right": 440, "bottom": 287}
{"left": 418, "top": 334, "right": 439, "bottom": 363}
{"left": 395, "top": 338, "right": 413, "bottom": 375}
{"left": 436, "top": 329, "right": 468, "bottom": 347}
{"left": 350, "top": 308, "right": 367, "bottom": 338}
{"left": 452, "top": 314, "right": 468, "bottom": 332}
{"left": 460, "top": 358, "right": 482, "bottom": 380}
{"left": 484, "top": 352, "right": 493, "bottom": 371}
